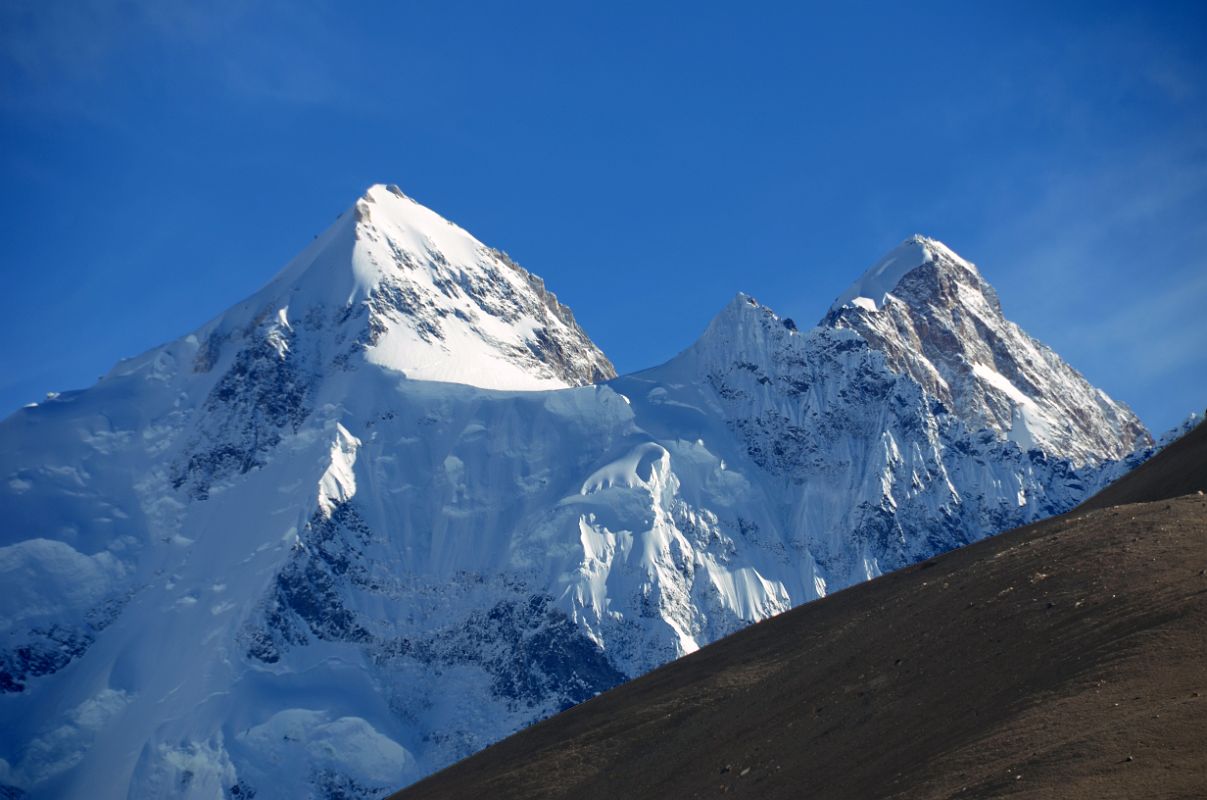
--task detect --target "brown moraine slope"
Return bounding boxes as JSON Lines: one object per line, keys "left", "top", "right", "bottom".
{"left": 393, "top": 424, "right": 1207, "bottom": 800}
{"left": 1079, "top": 418, "right": 1207, "bottom": 511}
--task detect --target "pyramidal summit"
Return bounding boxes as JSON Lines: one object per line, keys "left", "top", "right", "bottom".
{"left": 195, "top": 183, "right": 614, "bottom": 393}
{"left": 824, "top": 234, "right": 1148, "bottom": 464}
{"left": 0, "top": 186, "right": 1183, "bottom": 800}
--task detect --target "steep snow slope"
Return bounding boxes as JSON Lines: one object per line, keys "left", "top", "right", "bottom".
{"left": 623, "top": 295, "right": 1110, "bottom": 586}
{"left": 202, "top": 183, "right": 615, "bottom": 394}
{"left": 0, "top": 208, "right": 1158, "bottom": 799}
{"left": 824, "top": 236, "right": 1150, "bottom": 465}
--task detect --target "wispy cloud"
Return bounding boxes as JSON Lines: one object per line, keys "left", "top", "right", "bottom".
{"left": 928, "top": 9, "right": 1207, "bottom": 430}
{"left": 970, "top": 136, "right": 1207, "bottom": 428}
{"left": 1, "top": 1, "right": 238, "bottom": 80}
{"left": 1076, "top": 268, "right": 1207, "bottom": 380}
{"left": 0, "top": 0, "right": 346, "bottom": 117}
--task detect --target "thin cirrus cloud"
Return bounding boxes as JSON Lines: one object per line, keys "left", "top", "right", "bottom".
{"left": 1084, "top": 269, "right": 1207, "bottom": 381}
{"left": 0, "top": 1, "right": 233, "bottom": 79}
{"left": 0, "top": 0, "right": 343, "bottom": 114}
{"left": 974, "top": 136, "right": 1207, "bottom": 429}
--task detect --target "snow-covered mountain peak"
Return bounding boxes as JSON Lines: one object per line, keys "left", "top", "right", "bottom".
{"left": 711, "top": 292, "right": 798, "bottom": 331}
{"left": 823, "top": 238, "right": 1149, "bottom": 464}
{"left": 828, "top": 234, "right": 985, "bottom": 314}
{"left": 705, "top": 292, "right": 805, "bottom": 341}
{"left": 673, "top": 292, "right": 809, "bottom": 378}
{"left": 191, "top": 184, "right": 615, "bottom": 392}
{"left": 0, "top": 202, "right": 1170, "bottom": 799}
{"left": 351, "top": 183, "right": 485, "bottom": 270}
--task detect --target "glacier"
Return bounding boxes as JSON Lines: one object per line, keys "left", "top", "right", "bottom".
{"left": 0, "top": 186, "right": 1162, "bottom": 799}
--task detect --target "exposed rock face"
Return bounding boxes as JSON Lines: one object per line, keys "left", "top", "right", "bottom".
{"left": 823, "top": 236, "right": 1150, "bottom": 465}
{"left": 654, "top": 294, "right": 1100, "bottom": 584}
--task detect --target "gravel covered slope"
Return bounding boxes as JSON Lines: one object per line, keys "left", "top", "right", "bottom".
{"left": 1080, "top": 417, "right": 1206, "bottom": 510}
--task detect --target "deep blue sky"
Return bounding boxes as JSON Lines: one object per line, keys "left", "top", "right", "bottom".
{"left": 2, "top": 1, "right": 1205, "bottom": 433}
